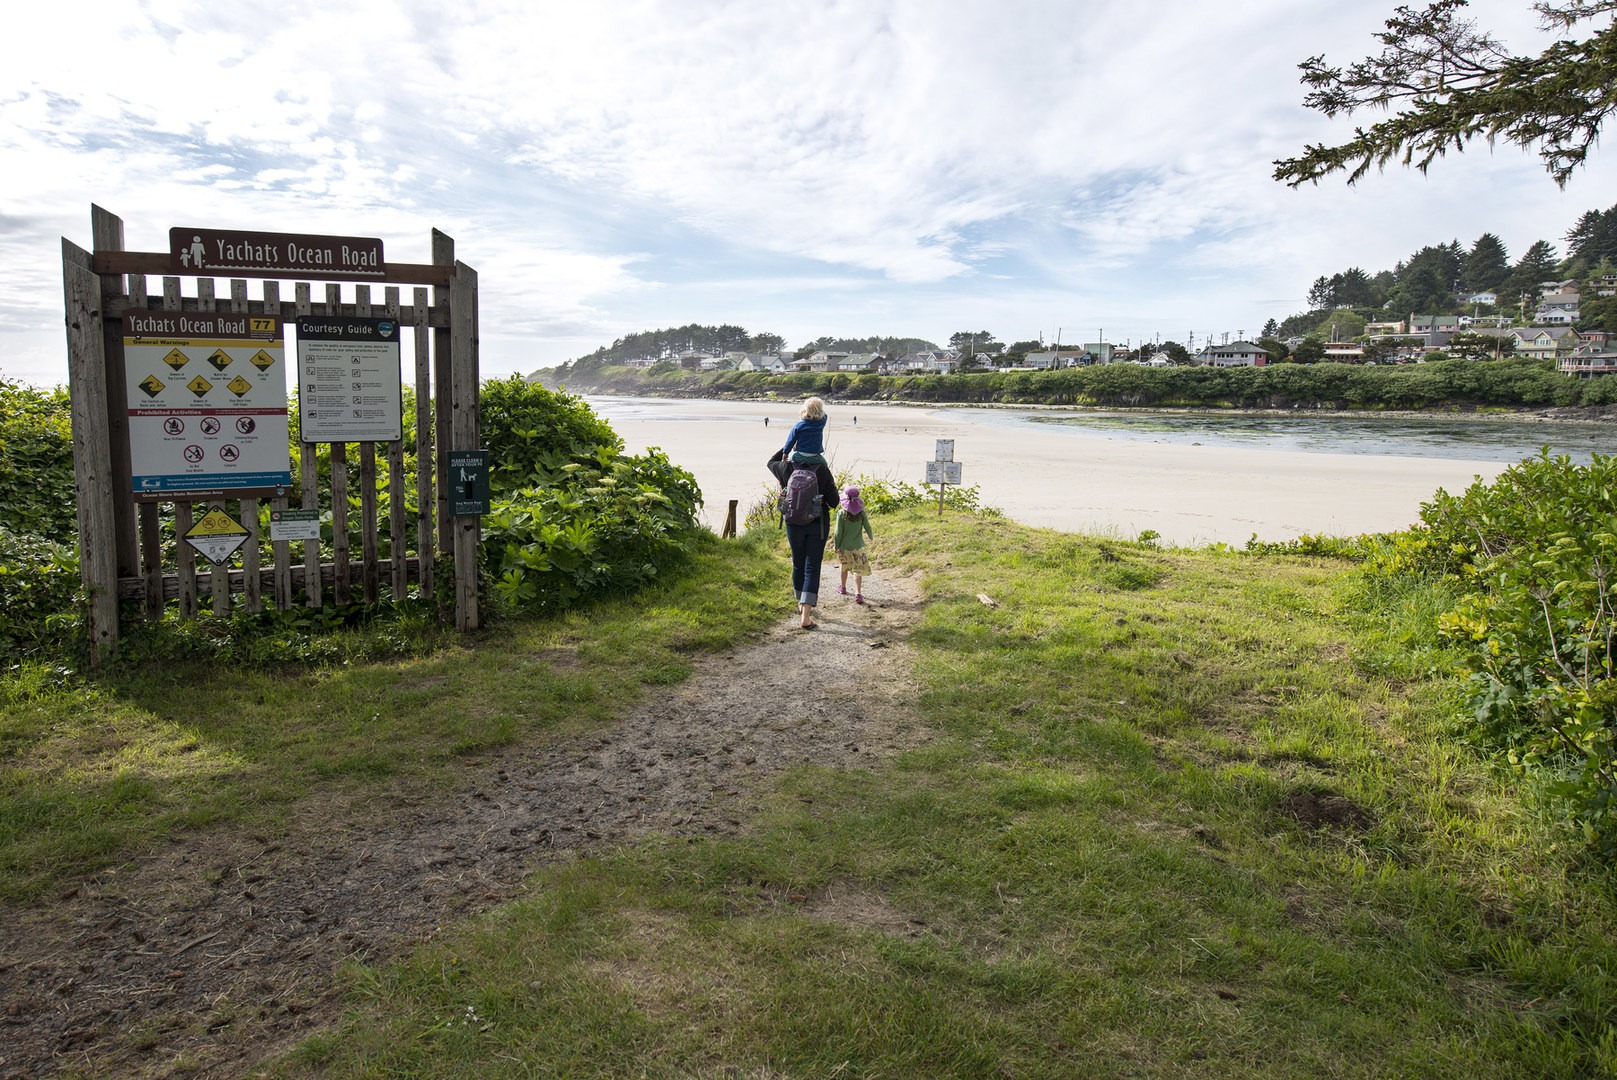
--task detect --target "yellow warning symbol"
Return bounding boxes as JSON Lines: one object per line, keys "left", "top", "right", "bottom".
{"left": 226, "top": 375, "right": 253, "bottom": 397}
{"left": 163, "top": 348, "right": 189, "bottom": 369}
{"left": 187, "top": 375, "right": 213, "bottom": 396}
{"left": 187, "top": 508, "right": 249, "bottom": 538}
{"left": 207, "top": 349, "right": 233, "bottom": 371}
{"left": 139, "top": 374, "right": 165, "bottom": 397}
{"left": 249, "top": 349, "right": 276, "bottom": 369}
{"left": 183, "top": 508, "right": 250, "bottom": 565}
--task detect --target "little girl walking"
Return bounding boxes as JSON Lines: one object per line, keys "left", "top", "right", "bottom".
{"left": 833, "top": 485, "right": 875, "bottom": 603}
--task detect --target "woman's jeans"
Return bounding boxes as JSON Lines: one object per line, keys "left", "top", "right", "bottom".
{"left": 786, "top": 520, "right": 827, "bottom": 606}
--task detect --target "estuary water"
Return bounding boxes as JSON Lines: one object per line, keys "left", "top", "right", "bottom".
{"left": 583, "top": 396, "right": 1611, "bottom": 545}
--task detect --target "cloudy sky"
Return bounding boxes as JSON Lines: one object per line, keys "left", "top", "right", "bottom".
{"left": 3, "top": 0, "right": 1606, "bottom": 385}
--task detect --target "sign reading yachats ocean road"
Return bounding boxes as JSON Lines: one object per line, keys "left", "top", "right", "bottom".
{"left": 169, "top": 227, "right": 385, "bottom": 281}
{"left": 123, "top": 312, "right": 292, "bottom": 500}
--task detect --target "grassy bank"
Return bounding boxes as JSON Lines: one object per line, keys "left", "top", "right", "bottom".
{"left": 0, "top": 531, "right": 788, "bottom": 903}
{"left": 262, "top": 511, "right": 1617, "bottom": 1078}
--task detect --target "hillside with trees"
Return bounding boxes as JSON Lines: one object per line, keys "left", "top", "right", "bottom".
{"left": 1277, "top": 199, "right": 1617, "bottom": 341}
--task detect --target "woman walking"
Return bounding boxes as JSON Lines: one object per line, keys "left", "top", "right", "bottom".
{"left": 772, "top": 450, "right": 839, "bottom": 629}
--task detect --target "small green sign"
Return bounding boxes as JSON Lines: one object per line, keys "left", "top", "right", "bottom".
{"left": 269, "top": 508, "right": 321, "bottom": 542}
{"left": 448, "top": 450, "right": 490, "bottom": 516}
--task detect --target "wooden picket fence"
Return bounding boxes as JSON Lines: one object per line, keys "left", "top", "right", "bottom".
{"left": 62, "top": 205, "right": 482, "bottom": 667}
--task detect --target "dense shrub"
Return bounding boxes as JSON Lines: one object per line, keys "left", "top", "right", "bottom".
{"left": 0, "top": 380, "right": 77, "bottom": 544}
{"left": 483, "top": 450, "right": 702, "bottom": 612}
{"left": 480, "top": 376, "right": 624, "bottom": 491}
{"left": 547, "top": 358, "right": 1616, "bottom": 411}
{"left": 476, "top": 380, "right": 702, "bottom": 613}
{"left": 1395, "top": 452, "right": 1617, "bottom": 849}
{"left": 0, "top": 528, "right": 81, "bottom": 657}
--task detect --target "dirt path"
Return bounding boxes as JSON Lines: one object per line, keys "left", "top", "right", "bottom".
{"left": 0, "top": 573, "right": 929, "bottom": 1079}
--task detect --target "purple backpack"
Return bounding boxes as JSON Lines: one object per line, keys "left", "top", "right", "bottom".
{"left": 779, "top": 465, "right": 822, "bottom": 525}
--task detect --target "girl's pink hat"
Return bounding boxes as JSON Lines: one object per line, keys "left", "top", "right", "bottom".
{"left": 843, "top": 486, "right": 864, "bottom": 516}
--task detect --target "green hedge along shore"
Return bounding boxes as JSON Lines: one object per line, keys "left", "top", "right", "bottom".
{"left": 539, "top": 354, "right": 1617, "bottom": 412}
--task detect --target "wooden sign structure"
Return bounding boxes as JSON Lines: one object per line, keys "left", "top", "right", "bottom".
{"left": 63, "top": 206, "right": 483, "bottom": 667}
{"left": 925, "top": 438, "right": 963, "bottom": 516}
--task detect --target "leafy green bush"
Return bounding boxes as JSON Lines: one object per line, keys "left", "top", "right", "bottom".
{"left": 483, "top": 450, "right": 702, "bottom": 613}
{"left": 0, "top": 381, "right": 76, "bottom": 544}
{"left": 475, "top": 379, "right": 703, "bottom": 613}
{"left": 1401, "top": 452, "right": 1617, "bottom": 849}
{"left": 480, "top": 376, "right": 623, "bottom": 492}
{"left": 0, "top": 528, "right": 81, "bottom": 658}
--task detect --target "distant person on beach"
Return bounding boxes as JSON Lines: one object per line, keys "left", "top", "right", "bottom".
{"left": 764, "top": 416, "right": 769, "bottom": 427}
{"left": 769, "top": 449, "right": 839, "bottom": 629}
{"left": 833, "top": 485, "right": 874, "bottom": 604}
{"left": 780, "top": 396, "right": 827, "bottom": 466}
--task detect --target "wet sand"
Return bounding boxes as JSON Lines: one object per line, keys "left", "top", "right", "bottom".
{"left": 588, "top": 398, "right": 1510, "bottom": 546}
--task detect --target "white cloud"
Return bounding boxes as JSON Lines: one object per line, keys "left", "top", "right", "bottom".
{"left": 0, "top": 0, "right": 1605, "bottom": 384}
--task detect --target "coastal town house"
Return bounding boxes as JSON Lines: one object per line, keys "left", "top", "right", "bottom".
{"left": 735, "top": 353, "right": 788, "bottom": 374}
{"left": 1535, "top": 291, "right": 1581, "bottom": 325}
{"left": 1512, "top": 326, "right": 1579, "bottom": 360}
{"left": 1410, "top": 314, "right": 1462, "bottom": 334}
{"left": 1561, "top": 336, "right": 1617, "bottom": 377}
{"left": 1198, "top": 340, "right": 1268, "bottom": 367}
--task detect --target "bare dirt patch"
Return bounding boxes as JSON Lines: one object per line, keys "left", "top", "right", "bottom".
{"left": 0, "top": 574, "right": 929, "bottom": 1079}
{"left": 1276, "top": 790, "right": 1376, "bottom": 833}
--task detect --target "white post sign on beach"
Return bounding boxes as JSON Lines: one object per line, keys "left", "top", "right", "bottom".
{"left": 925, "top": 439, "right": 963, "bottom": 516}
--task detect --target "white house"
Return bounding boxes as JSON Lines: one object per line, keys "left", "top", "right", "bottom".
{"left": 735, "top": 354, "right": 788, "bottom": 374}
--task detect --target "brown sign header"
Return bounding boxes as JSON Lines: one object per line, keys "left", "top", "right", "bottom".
{"left": 169, "top": 227, "right": 386, "bottom": 280}
{"left": 123, "top": 311, "right": 282, "bottom": 340}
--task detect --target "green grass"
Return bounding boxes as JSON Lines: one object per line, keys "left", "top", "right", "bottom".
{"left": 260, "top": 509, "right": 1617, "bottom": 1078}
{"left": 0, "top": 530, "right": 788, "bottom": 902}
{"left": 10, "top": 509, "right": 1617, "bottom": 1076}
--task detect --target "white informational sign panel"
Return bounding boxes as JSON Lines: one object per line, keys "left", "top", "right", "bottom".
{"left": 124, "top": 313, "right": 292, "bottom": 499}
{"left": 296, "top": 315, "right": 404, "bottom": 443}
{"left": 935, "top": 439, "right": 955, "bottom": 463}
{"left": 926, "top": 460, "right": 963, "bottom": 486}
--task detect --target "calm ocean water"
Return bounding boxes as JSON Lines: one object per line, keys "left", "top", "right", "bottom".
{"left": 993, "top": 410, "right": 1610, "bottom": 463}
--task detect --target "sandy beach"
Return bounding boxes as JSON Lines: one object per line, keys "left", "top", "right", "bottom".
{"left": 586, "top": 397, "right": 1515, "bottom": 546}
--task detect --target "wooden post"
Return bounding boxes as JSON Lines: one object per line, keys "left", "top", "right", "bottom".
{"left": 723, "top": 499, "right": 738, "bottom": 538}
{"left": 432, "top": 230, "right": 454, "bottom": 558}
{"left": 296, "top": 283, "right": 321, "bottom": 608}
{"left": 449, "top": 260, "right": 480, "bottom": 631}
{"left": 90, "top": 206, "right": 139, "bottom": 583}
{"left": 242, "top": 497, "right": 262, "bottom": 613}
{"left": 938, "top": 482, "right": 946, "bottom": 517}
{"left": 360, "top": 442, "right": 379, "bottom": 603}
{"left": 412, "top": 286, "right": 434, "bottom": 602}
{"left": 332, "top": 443, "right": 350, "bottom": 605}
{"left": 208, "top": 499, "right": 230, "bottom": 616}
{"left": 62, "top": 239, "right": 120, "bottom": 665}
{"left": 175, "top": 502, "right": 197, "bottom": 619}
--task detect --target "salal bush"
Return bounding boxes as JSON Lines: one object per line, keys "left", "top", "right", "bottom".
{"left": 478, "top": 379, "right": 702, "bottom": 610}
{"left": 1414, "top": 451, "right": 1617, "bottom": 850}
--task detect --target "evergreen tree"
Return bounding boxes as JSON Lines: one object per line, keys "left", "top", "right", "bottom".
{"left": 1463, "top": 233, "right": 1510, "bottom": 292}
{"left": 1261, "top": 318, "right": 1279, "bottom": 338}
{"left": 1565, "top": 206, "right": 1617, "bottom": 268}
{"left": 1275, "top": 0, "right": 1617, "bottom": 188}
{"left": 1505, "top": 240, "right": 1561, "bottom": 301}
